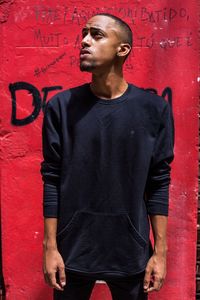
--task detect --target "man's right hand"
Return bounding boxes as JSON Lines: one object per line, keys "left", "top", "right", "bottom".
{"left": 43, "top": 247, "right": 66, "bottom": 291}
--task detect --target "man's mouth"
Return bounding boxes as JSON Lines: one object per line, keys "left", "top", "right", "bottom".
{"left": 80, "top": 49, "right": 91, "bottom": 58}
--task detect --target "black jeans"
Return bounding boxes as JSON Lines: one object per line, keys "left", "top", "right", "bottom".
{"left": 54, "top": 271, "right": 148, "bottom": 300}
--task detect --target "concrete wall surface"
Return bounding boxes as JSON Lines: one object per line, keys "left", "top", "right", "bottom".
{"left": 0, "top": 0, "right": 199, "bottom": 299}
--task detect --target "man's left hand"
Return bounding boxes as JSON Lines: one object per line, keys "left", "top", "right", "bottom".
{"left": 143, "top": 253, "right": 167, "bottom": 293}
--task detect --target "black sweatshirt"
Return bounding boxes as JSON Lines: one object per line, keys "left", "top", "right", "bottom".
{"left": 41, "top": 83, "right": 174, "bottom": 279}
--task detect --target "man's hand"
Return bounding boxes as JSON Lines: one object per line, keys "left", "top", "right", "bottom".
{"left": 43, "top": 247, "right": 66, "bottom": 291}
{"left": 143, "top": 252, "right": 166, "bottom": 293}
{"left": 143, "top": 215, "right": 168, "bottom": 293}
{"left": 43, "top": 218, "right": 66, "bottom": 291}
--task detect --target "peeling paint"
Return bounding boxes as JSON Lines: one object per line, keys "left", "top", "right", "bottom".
{"left": 0, "top": 0, "right": 14, "bottom": 23}
{"left": 34, "top": 232, "right": 39, "bottom": 239}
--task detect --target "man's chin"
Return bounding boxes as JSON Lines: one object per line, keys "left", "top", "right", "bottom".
{"left": 79, "top": 62, "right": 95, "bottom": 72}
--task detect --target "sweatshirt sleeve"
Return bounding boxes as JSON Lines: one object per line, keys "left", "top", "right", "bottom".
{"left": 145, "top": 101, "right": 175, "bottom": 216}
{"left": 40, "top": 99, "right": 62, "bottom": 218}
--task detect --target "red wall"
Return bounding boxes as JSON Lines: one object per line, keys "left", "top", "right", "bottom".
{"left": 0, "top": 0, "right": 199, "bottom": 299}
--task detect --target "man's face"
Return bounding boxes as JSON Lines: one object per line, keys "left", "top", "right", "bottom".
{"left": 80, "top": 15, "right": 122, "bottom": 72}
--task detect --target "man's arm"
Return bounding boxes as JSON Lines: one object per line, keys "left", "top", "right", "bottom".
{"left": 144, "top": 101, "right": 175, "bottom": 293}
{"left": 41, "top": 99, "right": 66, "bottom": 290}
{"left": 43, "top": 218, "right": 66, "bottom": 291}
{"left": 143, "top": 215, "right": 168, "bottom": 293}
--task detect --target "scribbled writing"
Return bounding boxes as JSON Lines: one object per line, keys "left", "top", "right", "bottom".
{"left": 32, "top": 6, "right": 190, "bottom": 25}
{"left": 34, "top": 29, "right": 63, "bottom": 47}
{"left": 134, "top": 32, "right": 193, "bottom": 49}
{"left": 34, "top": 52, "right": 66, "bottom": 77}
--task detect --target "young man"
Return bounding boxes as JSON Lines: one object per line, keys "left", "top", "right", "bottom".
{"left": 41, "top": 13, "right": 174, "bottom": 300}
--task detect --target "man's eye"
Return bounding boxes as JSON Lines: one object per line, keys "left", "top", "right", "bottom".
{"left": 93, "top": 32, "right": 103, "bottom": 38}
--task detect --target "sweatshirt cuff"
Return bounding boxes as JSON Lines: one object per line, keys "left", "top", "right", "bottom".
{"left": 43, "top": 183, "right": 59, "bottom": 217}
{"left": 43, "top": 204, "right": 58, "bottom": 218}
{"left": 146, "top": 201, "right": 169, "bottom": 216}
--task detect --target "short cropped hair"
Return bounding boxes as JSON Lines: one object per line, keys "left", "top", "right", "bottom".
{"left": 94, "top": 13, "right": 133, "bottom": 48}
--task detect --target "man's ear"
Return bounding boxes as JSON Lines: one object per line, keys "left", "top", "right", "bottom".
{"left": 117, "top": 43, "right": 131, "bottom": 59}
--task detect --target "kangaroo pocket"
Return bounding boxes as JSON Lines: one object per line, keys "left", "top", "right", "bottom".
{"left": 57, "top": 211, "right": 148, "bottom": 275}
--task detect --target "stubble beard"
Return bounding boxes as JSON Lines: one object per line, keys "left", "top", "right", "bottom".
{"left": 79, "top": 61, "right": 97, "bottom": 72}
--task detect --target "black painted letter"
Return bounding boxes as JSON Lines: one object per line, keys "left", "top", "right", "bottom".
{"left": 9, "top": 82, "right": 42, "bottom": 126}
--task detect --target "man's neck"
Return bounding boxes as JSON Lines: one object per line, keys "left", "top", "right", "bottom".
{"left": 90, "top": 70, "right": 128, "bottom": 100}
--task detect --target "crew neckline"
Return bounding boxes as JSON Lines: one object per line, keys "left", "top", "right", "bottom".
{"left": 87, "top": 82, "right": 132, "bottom": 105}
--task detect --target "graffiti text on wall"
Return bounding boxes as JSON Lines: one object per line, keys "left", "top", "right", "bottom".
{"left": 13, "top": 5, "right": 193, "bottom": 51}
{"left": 34, "top": 52, "right": 66, "bottom": 77}
{"left": 15, "top": 5, "right": 190, "bottom": 25}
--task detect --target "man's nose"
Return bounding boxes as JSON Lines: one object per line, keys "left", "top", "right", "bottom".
{"left": 81, "top": 33, "right": 91, "bottom": 48}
